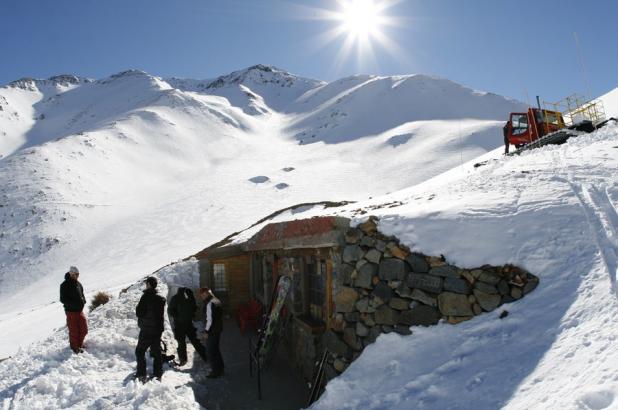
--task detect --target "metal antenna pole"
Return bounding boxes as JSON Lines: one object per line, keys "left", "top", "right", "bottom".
{"left": 573, "top": 32, "right": 592, "bottom": 100}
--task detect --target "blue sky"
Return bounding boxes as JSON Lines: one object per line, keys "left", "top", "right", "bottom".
{"left": 1, "top": 0, "right": 616, "bottom": 103}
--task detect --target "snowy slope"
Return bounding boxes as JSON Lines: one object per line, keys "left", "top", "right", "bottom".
{"left": 0, "top": 263, "right": 200, "bottom": 409}
{"left": 307, "top": 123, "right": 618, "bottom": 410}
{"left": 1, "top": 112, "right": 616, "bottom": 409}
{"left": 0, "top": 75, "right": 91, "bottom": 157}
{"left": 287, "top": 74, "right": 525, "bottom": 144}
{"left": 0, "top": 65, "right": 526, "bottom": 358}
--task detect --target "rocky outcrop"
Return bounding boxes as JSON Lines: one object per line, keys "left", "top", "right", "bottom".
{"left": 8, "top": 75, "right": 92, "bottom": 91}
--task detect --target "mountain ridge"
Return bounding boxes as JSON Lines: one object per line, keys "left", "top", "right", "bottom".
{"left": 1, "top": 65, "right": 528, "bottom": 157}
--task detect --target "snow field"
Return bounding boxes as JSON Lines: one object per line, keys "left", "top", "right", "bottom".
{"left": 0, "top": 276, "right": 199, "bottom": 409}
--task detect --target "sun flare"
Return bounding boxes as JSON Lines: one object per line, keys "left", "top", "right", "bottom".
{"left": 339, "top": 0, "right": 383, "bottom": 39}
{"left": 301, "top": 0, "right": 403, "bottom": 70}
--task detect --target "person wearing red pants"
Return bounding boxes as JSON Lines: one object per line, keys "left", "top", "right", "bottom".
{"left": 60, "top": 266, "right": 88, "bottom": 353}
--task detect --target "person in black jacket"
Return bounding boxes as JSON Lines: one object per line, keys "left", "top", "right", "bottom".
{"left": 135, "top": 276, "right": 166, "bottom": 381}
{"left": 59, "top": 266, "right": 88, "bottom": 353}
{"left": 168, "top": 287, "right": 207, "bottom": 366}
{"left": 199, "top": 287, "right": 224, "bottom": 378}
{"left": 503, "top": 120, "right": 511, "bottom": 154}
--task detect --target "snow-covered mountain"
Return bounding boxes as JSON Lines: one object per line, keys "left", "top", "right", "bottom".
{"left": 287, "top": 74, "right": 524, "bottom": 144}
{"left": 0, "top": 65, "right": 528, "bottom": 358}
{"left": 167, "top": 64, "right": 325, "bottom": 115}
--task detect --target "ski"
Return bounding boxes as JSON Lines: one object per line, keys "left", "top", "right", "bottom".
{"left": 255, "top": 275, "right": 292, "bottom": 365}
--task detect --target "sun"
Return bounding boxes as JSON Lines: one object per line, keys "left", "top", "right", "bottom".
{"left": 299, "top": 0, "right": 404, "bottom": 70}
{"left": 339, "top": 0, "right": 383, "bottom": 39}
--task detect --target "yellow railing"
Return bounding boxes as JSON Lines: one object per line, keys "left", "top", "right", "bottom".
{"left": 543, "top": 94, "right": 606, "bottom": 128}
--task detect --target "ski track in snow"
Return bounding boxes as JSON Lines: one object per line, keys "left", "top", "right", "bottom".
{"left": 567, "top": 180, "right": 618, "bottom": 297}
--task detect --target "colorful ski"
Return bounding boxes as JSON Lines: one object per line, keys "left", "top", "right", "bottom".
{"left": 256, "top": 275, "right": 292, "bottom": 364}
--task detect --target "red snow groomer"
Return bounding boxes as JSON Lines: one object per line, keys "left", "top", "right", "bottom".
{"left": 506, "top": 107, "right": 565, "bottom": 148}
{"left": 505, "top": 94, "right": 613, "bottom": 153}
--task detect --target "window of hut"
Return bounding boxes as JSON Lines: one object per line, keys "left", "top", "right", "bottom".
{"left": 307, "top": 256, "right": 326, "bottom": 322}
{"left": 213, "top": 263, "right": 228, "bottom": 292}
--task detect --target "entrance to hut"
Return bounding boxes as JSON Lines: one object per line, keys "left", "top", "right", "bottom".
{"left": 190, "top": 318, "right": 309, "bottom": 410}
{"left": 191, "top": 217, "right": 355, "bottom": 405}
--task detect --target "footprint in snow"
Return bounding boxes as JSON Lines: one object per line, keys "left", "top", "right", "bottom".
{"left": 275, "top": 183, "right": 289, "bottom": 190}
{"left": 387, "top": 134, "right": 413, "bottom": 147}
{"left": 249, "top": 176, "right": 269, "bottom": 184}
{"left": 282, "top": 167, "right": 295, "bottom": 172}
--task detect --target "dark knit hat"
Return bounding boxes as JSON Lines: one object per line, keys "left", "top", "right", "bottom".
{"left": 145, "top": 276, "right": 158, "bottom": 289}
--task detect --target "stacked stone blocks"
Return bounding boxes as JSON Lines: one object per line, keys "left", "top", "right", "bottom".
{"left": 324, "top": 216, "right": 539, "bottom": 375}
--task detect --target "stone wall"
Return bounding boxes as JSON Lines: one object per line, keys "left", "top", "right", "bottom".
{"left": 323, "top": 216, "right": 540, "bottom": 377}
{"left": 293, "top": 322, "right": 320, "bottom": 381}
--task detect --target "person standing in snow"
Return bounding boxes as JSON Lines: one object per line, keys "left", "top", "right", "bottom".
{"left": 503, "top": 120, "right": 511, "bottom": 154}
{"left": 135, "top": 276, "right": 166, "bottom": 381}
{"left": 198, "top": 287, "right": 224, "bottom": 378}
{"left": 168, "top": 287, "right": 207, "bottom": 366}
{"left": 59, "top": 266, "right": 88, "bottom": 354}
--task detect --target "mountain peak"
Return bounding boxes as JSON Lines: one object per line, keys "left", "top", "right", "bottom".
{"left": 109, "top": 69, "right": 149, "bottom": 79}
{"left": 246, "top": 64, "right": 278, "bottom": 73}
{"left": 6, "top": 74, "right": 92, "bottom": 91}
{"left": 46, "top": 74, "right": 90, "bottom": 86}
{"left": 205, "top": 64, "right": 323, "bottom": 90}
{"left": 97, "top": 69, "right": 153, "bottom": 84}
